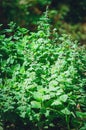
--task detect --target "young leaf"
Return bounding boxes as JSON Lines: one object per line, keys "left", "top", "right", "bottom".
{"left": 31, "top": 101, "right": 41, "bottom": 109}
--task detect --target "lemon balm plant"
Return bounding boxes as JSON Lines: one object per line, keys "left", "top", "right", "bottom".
{"left": 0, "top": 12, "right": 86, "bottom": 130}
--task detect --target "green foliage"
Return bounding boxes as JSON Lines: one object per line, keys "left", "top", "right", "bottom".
{"left": 0, "top": 13, "right": 86, "bottom": 130}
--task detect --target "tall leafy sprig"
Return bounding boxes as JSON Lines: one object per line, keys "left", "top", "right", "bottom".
{"left": 0, "top": 12, "right": 86, "bottom": 130}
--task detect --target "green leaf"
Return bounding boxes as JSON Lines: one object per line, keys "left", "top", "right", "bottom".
{"left": 61, "top": 108, "right": 70, "bottom": 115}
{"left": 43, "top": 95, "right": 51, "bottom": 100}
{"left": 51, "top": 100, "right": 62, "bottom": 106}
{"left": 45, "top": 110, "right": 50, "bottom": 117}
{"left": 31, "top": 101, "right": 41, "bottom": 109}
{"left": 49, "top": 80, "right": 58, "bottom": 87}
{"left": 76, "top": 111, "right": 86, "bottom": 119}
{"left": 59, "top": 94, "right": 68, "bottom": 102}
{"left": 33, "top": 92, "right": 43, "bottom": 101}
{"left": 20, "top": 112, "right": 26, "bottom": 118}
{"left": 56, "top": 89, "right": 63, "bottom": 96}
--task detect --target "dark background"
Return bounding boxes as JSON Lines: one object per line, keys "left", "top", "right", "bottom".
{"left": 0, "top": 0, "right": 86, "bottom": 43}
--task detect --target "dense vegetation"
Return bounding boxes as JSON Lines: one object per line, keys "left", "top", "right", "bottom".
{"left": 0, "top": 0, "right": 86, "bottom": 130}
{"left": 0, "top": 12, "right": 86, "bottom": 130}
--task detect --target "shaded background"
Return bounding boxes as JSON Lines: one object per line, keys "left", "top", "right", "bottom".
{"left": 0, "top": 0, "right": 86, "bottom": 43}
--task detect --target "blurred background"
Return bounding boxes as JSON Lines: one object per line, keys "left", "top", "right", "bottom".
{"left": 0, "top": 0, "right": 86, "bottom": 44}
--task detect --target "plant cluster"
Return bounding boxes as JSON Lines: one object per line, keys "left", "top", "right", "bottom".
{"left": 0, "top": 13, "right": 86, "bottom": 130}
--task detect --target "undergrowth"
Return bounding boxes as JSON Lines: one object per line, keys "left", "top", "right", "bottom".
{"left": 0, "top": 11, "right": 86, "bottom": 130}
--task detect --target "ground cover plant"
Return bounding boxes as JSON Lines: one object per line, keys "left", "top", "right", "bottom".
{"left": 0, "top": 12, "right": 86, "bottom": 130}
